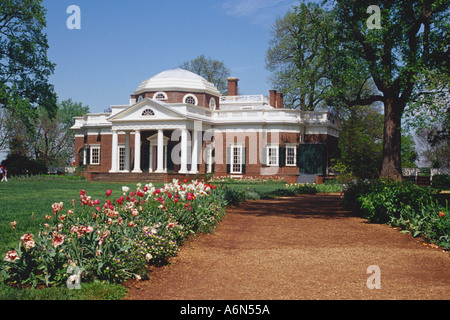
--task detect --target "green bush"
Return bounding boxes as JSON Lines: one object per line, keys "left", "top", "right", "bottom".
{"left": 432, "top": 174, "right": 450, "bottom": 190}
{"left": 342, "top": 179, "right": 449, "bottom": 250}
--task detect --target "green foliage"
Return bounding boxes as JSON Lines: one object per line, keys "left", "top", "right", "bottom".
{"left": 432, "top": 175, "right": 450, "bottom": 190}
{"left": 1, "top": 153, "right": 47, "bottom": 176}
{"left": 0, "top": 0, "right": 57, "bottom": 120}
{"left": 342, "top": 179, "right": 449, "bottom": 249}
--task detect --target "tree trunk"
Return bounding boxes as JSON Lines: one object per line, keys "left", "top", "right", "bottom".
{"left": 380, "top": 97, "right": 404, "bottom": 181}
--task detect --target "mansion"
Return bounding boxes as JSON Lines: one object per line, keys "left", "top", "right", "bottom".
{"left": 71, "top": 69, "right": 341, "bottom": 183}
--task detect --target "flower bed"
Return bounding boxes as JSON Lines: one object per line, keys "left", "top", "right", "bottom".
{"left": 0, "top": 180, "right": 227, "bottom": 288}
{"left": 342, "top": 179, "right": 450, "bottom": 250}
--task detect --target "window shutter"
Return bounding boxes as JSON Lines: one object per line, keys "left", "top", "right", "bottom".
{"left": 242, "top": 147, "right": 246, "bottom": 174}
{"left": 212, "top": 147, "right": 215, "bottom": 174}
{"left": 86, "top": 147, "right": 90, "bottom": 165}
{"left": 226, "top": 147, "right": 230, "bottom": 174}
{"left": 261, "top": 147, "right": 267, "bottom": 166}
{"left": 279, "top": 147, "right": 286, "bottom": 167}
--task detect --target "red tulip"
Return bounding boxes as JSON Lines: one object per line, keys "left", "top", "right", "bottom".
{"left": 106, "top": 189, "right": 112, "bottom": 197}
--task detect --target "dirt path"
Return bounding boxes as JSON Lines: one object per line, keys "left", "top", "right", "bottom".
{"left": 124, "top": 194, "right": 449, "bottom": 300}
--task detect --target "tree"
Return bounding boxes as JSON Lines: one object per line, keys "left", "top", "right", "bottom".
{"left": 265, "top": 2, "right": 374, "bottom": 111}
{"left": 0, "top": 0, "right": 57, "bottom": 125}
{"left": 179, "top": 55, "right": 231, "bottom": 94}
{"left": 326, "top": 0, "right": 449, "bottom": 180}
{"left": 266, "top": 3, "right": 336, "bottom": 110}
{"left": 5, "top": 99, "right": 89, "bottom": 167}
{"left": 335, "top": 104, "right": 384, "bottom": 178}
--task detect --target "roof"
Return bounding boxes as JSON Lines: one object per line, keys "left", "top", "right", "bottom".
{"left": 134, "top": 68, "right": 221, "bottom": 96}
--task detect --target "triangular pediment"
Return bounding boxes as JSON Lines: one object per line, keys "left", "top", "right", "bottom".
{"left": 108, "top": 99, "right": 186, "bottom": 122}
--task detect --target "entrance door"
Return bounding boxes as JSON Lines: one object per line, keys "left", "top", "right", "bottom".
{"left": 298, "top": 144, "right": 326, "bottom": 175}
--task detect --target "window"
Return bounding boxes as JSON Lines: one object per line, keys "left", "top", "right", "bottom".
{"left": 142, "top": 109, "right": 155, "bottom": 116}
{"left": 209, "top": 97, "right": 216, "bottom": 110}
{"left": 153, "top": 92, "right": 167, "bottom": 100}
{"left": 267, "top": 145, "right": 279, "bottom": 166}
{"left": 183, "top": 94, "right": 197, "bottom": 105}
{"left": 231, "top": 145, "right": 243, "bottom": 173}
{"left": 90, "top": 146, "right": 100, "bottom": 165}
{"left": 118, "top": 146, "right": 125, "bottom": 171}
{"left": 286, "top": 145, "right": 297, "bottom": 166}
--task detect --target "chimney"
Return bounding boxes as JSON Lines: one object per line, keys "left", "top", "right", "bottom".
{"left": 227, "top": 77, "right": 239, "bottom": 96}
{"left": 269, "top": 90, "right": 277, "bottom": 108}
{"left": 276, "top": 92, "right": 284, "bottom": 109}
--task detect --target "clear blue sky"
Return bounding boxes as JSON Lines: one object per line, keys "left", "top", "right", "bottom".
{"left": 43, "top": 0, "right": 297, "bottom": 113}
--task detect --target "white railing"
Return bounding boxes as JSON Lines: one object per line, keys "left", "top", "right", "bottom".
{"left": 213, "top": 109, "right": 333, "bottom": 124}
{"left": 220, "top": 95, "right": 270, "bottom": 105}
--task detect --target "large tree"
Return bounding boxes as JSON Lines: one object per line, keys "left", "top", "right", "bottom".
{"left": 327, "top": 0, "right": 449, "bottom": 180}
{"left": 266, "top": 2, "right": 374, "bottom": 111}
{"left": 0, "top": 0, "right": 57, "bottom": 125}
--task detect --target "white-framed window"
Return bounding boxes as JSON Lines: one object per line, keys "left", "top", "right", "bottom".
{"left": 153, "top": 92, "right": 167, "bottom": 100}
{"left": 266, "top": 144, "right": 279, "bottom": 166}
{"left": 231, "top": 144, "right": 243, "bottom": 174}
{"left": 285, "top": 144, "right": 297, "bottom": 166}
{"left": 118, "top": 145, "right": 126, "bottom": 171}
{"left": 90, "top": 146, "right": 101, "bottom": 165}
{"left": 209, "top": 97, "right": 216, "bottom": 110}
{"left": 183, "top": 94, "right": 198, "bottom": 105}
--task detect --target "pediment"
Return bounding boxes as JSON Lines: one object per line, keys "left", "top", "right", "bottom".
{"left": 108, "top": 99, "right": 185, "bottom": 122}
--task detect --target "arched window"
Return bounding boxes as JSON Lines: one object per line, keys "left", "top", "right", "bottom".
{"left": 142, "top": 109, "right": 155, "bottom": 116}
{"left": 183, "top": 94, "right": 198, "bottom": 105}
{"left": 153, "top": 92, "right": 167, "bottom": 100}
{"left": 209, "top": 97, "right": 217, "bottom": 110}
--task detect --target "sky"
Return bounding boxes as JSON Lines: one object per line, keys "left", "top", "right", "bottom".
{"left": 43, "top": 0, "right": 298, "bottom": 114}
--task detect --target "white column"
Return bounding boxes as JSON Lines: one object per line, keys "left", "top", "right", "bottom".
{"left": 156, "top": 129, "right": 165, "bottom": 173}
{"left": 124, "top": 131, "right": 130, "bottom": 172}
{"left": 109, "top": 130, "right": 119, "bottom": 172}
{"left": 190, "top": 128, "right": 199, "bottom": 174}
{"left": 132, "top": 130, "right": 142, "bottom": 173}
{"left": 179, "top": 129, "right": 188, "bottom": 173}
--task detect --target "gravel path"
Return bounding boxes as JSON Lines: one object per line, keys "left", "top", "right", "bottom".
{"left": 124, "top": 194, "right": 449, "bottom": 300}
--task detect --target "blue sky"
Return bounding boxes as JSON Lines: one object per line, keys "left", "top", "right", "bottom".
{"left": 43, "top": 0, "right": 297, "bottom": 113}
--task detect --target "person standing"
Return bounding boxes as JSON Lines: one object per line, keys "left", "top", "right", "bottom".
{"left": 1, "top": 166, "right": 7, "bottom": 182}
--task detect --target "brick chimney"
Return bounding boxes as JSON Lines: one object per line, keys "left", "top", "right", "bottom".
{"left": 227, "top": 77, "right": 239, "bottom": 96}
{"left": 269, "top": 90, "right": 277, "bottom": 108}
{"left": 276, "top": 92, "right": 284, "bottom": 109}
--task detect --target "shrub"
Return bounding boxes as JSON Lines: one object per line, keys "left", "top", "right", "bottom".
{"left": 0, "top": 180, "right": 227, "bottom": 288}
{"left": 432, "top": 174, "right": 450, "bottom": 190}
{"left": 342, "top": 179, "right": 449, "bottom": 250}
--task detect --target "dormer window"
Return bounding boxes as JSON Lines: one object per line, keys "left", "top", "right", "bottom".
{"left": 142, "top": 109, "right": 155, "bottom": 116}
{"left": 183, "top": 94, "right": 198, "bottom": 105}
{"left": 153, "top": 92, "right": 167, "bottom": 100}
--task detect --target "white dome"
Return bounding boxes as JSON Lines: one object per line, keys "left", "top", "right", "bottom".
{"left": 134, "top": 68, "right": 221, "bottom": 96}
